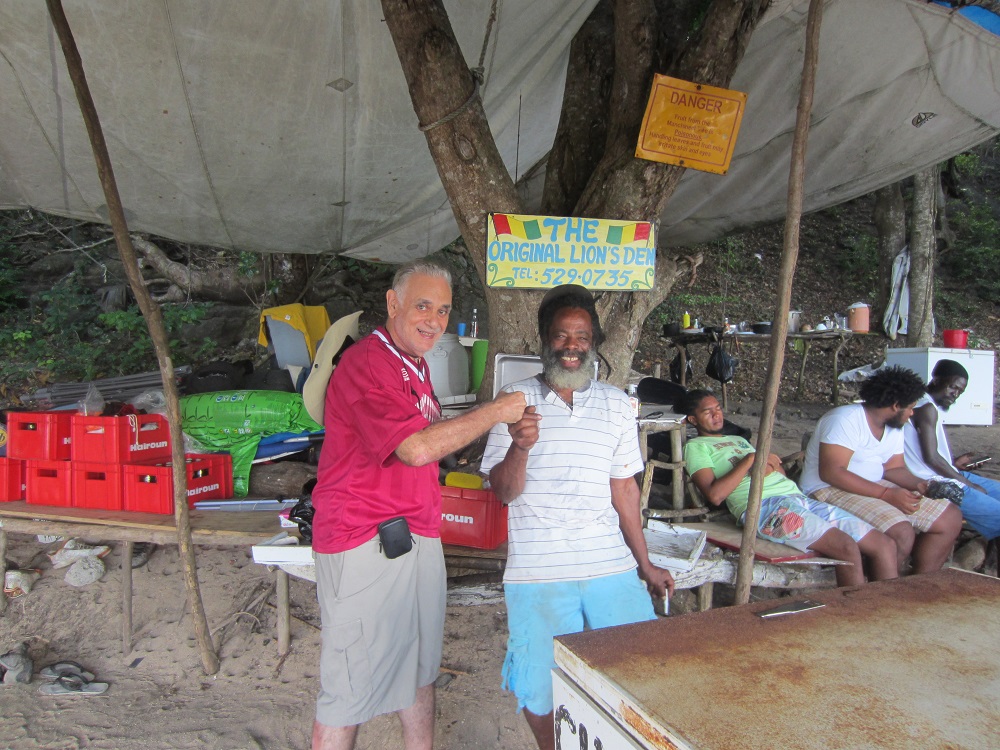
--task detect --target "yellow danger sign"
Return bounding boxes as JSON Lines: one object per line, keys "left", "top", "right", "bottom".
{"left": 636, "top": 75, "right": 746, "bottom": 175}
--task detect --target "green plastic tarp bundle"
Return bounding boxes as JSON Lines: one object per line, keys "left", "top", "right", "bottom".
{"left": 180, "top": 390, "right": 322, "bottom": 497}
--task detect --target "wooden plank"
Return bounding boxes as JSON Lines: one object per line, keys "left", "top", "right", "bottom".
{"left": 0, "top": 501, "right": 281, "bottom": 544}
{"left": 442, "top": 541, "right": 507, "bottom": 561}
{"left": 673, "top": 519, "right": 815, "bottom": 563}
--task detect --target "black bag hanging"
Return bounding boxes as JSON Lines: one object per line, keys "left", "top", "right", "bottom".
{"left": 706, "top": 343, "right": 738, "bottom": 383}
{"left": 288, "top": 478, "right": 317, "bottom": 543}
{"left": 669, "top": 346, "right": 694, "bottom": 384}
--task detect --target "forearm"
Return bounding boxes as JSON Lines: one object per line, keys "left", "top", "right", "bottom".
{"left": 395, "top": 401, "right": 507, "bottom": 466}
{"left": 881, "top": 466, "right": 922, "bottom": 492}
{"left": 704, "top": 455, "right": 755, "bottom": 505}
{"left": 819, "top": 465, "right": 888, "bottom": 499}
{"left": 489, "top": 445, "right": 529, "bottom": 505}
{"left": 611, "top": 478, "right": 654, "bottom": 571}
{"left": 926, "top": 455, "right": 967, "bottom": 484}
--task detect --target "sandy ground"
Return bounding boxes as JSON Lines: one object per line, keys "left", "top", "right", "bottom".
{"left": 2, "top": 404, "right": 998, "bottom": 750}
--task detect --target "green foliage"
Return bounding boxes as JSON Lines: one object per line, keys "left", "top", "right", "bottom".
{"left": 954, "top": 152, "right": 985, "bottom": 179}
{"left": 0, "top": 265, "right": 217, "bottom": 390}
{"left": 942, "top": 200, "right": 1000, "bottom": 303}
{"left": 0, "top": 264, "right": 25, "bottom": 313}
{"left": 237, "top": 251, "right": 259, "bottom": 278}
{"left": 713, "top": 235, "right": 752, "bottom": 275}
{"left": 0, "top": 228, "right": 28, "bottom": 314}
{"left": 831, "top": 233, "right": 879, "bottom": 290}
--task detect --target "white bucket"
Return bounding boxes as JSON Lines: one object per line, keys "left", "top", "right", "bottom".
{"left": 425, "top": 334, "right": 470, "bottom": 398}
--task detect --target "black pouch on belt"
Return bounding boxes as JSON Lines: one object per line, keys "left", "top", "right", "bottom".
{"left": 378, "top": 516, "right": 413, "bottom": 559}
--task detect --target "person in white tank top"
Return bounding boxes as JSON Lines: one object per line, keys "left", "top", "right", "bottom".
{"left": 904, "top": 359, "right": 1000, "bottom": 540}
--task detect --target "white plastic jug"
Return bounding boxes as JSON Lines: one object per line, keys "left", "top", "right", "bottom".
{"left": 425, "top": 334, "right": 470, "bottom": 398}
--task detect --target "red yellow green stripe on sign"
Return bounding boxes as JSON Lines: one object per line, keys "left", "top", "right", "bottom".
{"left": 606, "top": 222, "right": 650, "bottom": 245}
{"left": 492, "top": 214, "right": 542, "bottom": 240}
{"left": 493, "top": 214, "right": 649, "bottom": 245}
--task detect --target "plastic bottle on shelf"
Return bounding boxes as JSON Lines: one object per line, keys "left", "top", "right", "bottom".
{"left": 469, "top": 308, "right": 479, "bottom": 338}
{"left": 627, "top": 383, "right": 640, "bottom": 419}
{"left": 682, "top": 311, "right": 691, "bottom": 329}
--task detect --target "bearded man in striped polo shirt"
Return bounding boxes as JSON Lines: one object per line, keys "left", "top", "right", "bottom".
{"left": 481, "top": 284, "right": 674, "bottom": 750}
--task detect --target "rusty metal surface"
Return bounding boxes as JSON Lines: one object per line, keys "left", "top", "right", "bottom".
{"left": 555, "top": 570, "right": 1000, "bottom": 750}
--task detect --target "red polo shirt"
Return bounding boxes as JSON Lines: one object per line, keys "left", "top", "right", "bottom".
{"left": 311, "top": 327, "right": 443, "bottom": 553}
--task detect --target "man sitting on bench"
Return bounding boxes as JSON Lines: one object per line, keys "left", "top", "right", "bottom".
{"left": 903, "top": 359, "right": 1000, "bottom": 541}
{"left": 677, "top": 389, "right": 897, "bottom": 586}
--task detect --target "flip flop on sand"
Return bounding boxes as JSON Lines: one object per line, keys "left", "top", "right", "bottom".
{"left": 39, "top": 661, "right": 96, "bottom": 683}
{"left": 38, "top": 674, "right": 108, "bottom": 696}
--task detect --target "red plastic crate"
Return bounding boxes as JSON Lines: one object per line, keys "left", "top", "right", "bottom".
{"left": 71, "top": 414, "right": 171, "bottom": 464}
{"left": 72, "top": 461, "right": 124, "bottom": 511}
{"left": 439, "top": 486, "right": 508, "bottom": 550}
{"left": 0, "top": 457, "right": 25, "bottom": 501}
{"left": 122, "top": 456, "right": 229, "bottom": 514}
{"left": 25, "top": 459, "right": 73, "bottom": 507}
{"left": 6, "top": 412, "right": 73, "bottom": 460}
{"left": 189, "top": 453, "right": 234, "bottom": 498}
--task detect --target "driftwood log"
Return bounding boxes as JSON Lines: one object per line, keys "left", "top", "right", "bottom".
{"left": 672, "top": 556, "right": 838, "bottom": 591}
{"left": 248, "top": 462, "right": 317, "bottom": 499}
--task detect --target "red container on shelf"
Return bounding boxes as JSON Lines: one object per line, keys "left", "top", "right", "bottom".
{"left": 6, "top": 412, "right": 73, "bottom": 461}
{"left": 72, "top": 461, "right": 124, "bottom": 511}
{"left": 25, "top": 459, "right": 73, "bottom": 507}
{"left": 122, "top": 456, "right": 229, "bottom": 514}
{"left": 0, "top": 457, "right": 26, "bottom": 501}
{"left": 71, "top": 414, "right": 171, "bottom": 464}
{"left": 942, "top": 329, "right": 969, "bottom": 348}
{"left": 189, "top": 453, "right": 234, "bottom": 498}
{"left": 439, "top": 486, "right": 508, "bottom": 550}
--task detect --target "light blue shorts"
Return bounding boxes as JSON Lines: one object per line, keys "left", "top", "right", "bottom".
{"left": 502, "top": 570, "right": 656, "bottom": 716}
{"left": 741, "top": 493, "right": 874, "bottom": 553}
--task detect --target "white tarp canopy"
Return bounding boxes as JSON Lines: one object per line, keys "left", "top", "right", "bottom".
{"left": 1, "top": 0, "right": 998, "bottom": 262}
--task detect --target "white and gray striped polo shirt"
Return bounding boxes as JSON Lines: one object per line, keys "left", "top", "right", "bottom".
{"left": 480, "top": 375, "right": 643, "bottom": 584}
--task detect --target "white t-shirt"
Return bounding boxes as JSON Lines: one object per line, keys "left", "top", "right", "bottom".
{"left": 800, "top": 403, "right": 904, "bottom": 494}
{"left": 903, "top": 394, "right": 952, "bottom": 481}
{"left": 479, "top": 375, "right": 643, "bottom": 584}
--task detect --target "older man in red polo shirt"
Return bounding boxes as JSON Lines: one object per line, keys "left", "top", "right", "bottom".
{"left": 311, "top": 261, "right": 526, "bottom": 750}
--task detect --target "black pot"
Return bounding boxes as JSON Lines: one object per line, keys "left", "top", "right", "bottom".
{"left": 752, "top": 321, "right": 772, "bottom": 334}
{"left": 663, "top": 322, "right": 681, "bottom": 337}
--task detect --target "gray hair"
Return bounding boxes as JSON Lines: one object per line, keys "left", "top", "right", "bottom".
{"left": 392, "top": 260, "right": 452, "bottom": 295}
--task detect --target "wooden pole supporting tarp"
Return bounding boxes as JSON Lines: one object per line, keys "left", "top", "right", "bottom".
{"left": 734, "top": 0, "right": 824, "bottom": 605}
{"left": 45, "top": 0, "right": 220, "bottom": 674}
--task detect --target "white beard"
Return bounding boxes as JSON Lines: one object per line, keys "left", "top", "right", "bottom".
{"left": 541, "top": 346, "right": 596, "bottom": 392}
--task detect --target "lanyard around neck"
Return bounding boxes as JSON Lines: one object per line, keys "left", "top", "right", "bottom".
{"left": 373, "top": 329, "right": 425, "bottom": 383}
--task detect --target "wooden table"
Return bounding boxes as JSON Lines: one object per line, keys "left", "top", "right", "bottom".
{"left": 0, "top": 502, "right": 282, "bottom": 654}
{"left": 667, "top": 329, "right": 853, "bottom": 406}
{"left": 554, "top": 569, "right": 1000, "bottom": 749}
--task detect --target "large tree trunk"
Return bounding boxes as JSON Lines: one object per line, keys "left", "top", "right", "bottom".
{"left": 873, "top": 182, "right": 906, "bottom": 330}
{"left": 908, "top": 166, "right": 938, "bottom": 347}
{"left": 382, "top": 0, "right": 767, "bottom": 389}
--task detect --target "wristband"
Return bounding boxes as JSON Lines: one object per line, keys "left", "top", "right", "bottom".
{"left": 878, "top": 486, "right": 889, "bottom": 499}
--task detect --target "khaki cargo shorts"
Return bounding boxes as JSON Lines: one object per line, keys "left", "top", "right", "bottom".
{"left": 314, "top": 533, "right": 446, "bottom": 728}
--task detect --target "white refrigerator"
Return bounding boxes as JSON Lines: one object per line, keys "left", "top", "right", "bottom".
{"left": 883, "top": 347, "right": 994, "bottom": 425}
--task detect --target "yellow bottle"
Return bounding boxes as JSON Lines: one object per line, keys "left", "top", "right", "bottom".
{"left": 682, "top": 311, "right": 691, "bottom": 329}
